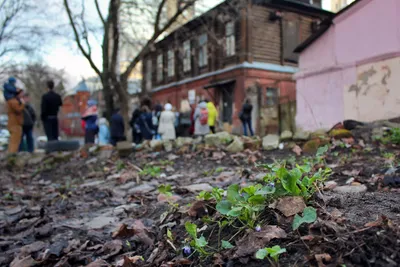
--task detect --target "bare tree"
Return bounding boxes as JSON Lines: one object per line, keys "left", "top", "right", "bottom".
{"left": 0, "top": 0, "right": 49, "bottom": 69}
{"left": 63, "top": 0, "right": 199, "bottom": 127}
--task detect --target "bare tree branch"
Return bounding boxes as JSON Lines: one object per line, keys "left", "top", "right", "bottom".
{"left": 154, "top": 0, "right": 167, "bottom": 34}
{"left": 63, "top": 0, "right": 101, "bottom": 77}
{"left": 94, "top": 0, "right": 106, "bottom": 25}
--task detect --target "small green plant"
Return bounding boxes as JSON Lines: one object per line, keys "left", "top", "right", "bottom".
{"left": 197, "top": 187, "right": 224, "bottom": 202}
{"left": 383, "top": 152, "right": 395, "bottom": 160}
{"left": 215, "top": 167, "right": 224, "bottom": 173}
{"left": 158, "top": 184, "right": 173, "bottom": 196}
{"left": 185, "top": 222, "right": 208, "bottom": 256}
{"left": 139, "top": 166, "right": 161, "bottom": 177}
{"left": 167, "top": 229, "right": 173, "bottom": 240}
{"left": 389, "top": 128, "right": 400, "bottom": 144}
{"left": 256, "top": 245, "right": 286, "bottom": 263}
{"left": 221, "top": 240, "right": 234, "bottom": 249}
{"left": 292, "top": 206, "right": 317, "bottom": 230}
{"left": 116, "top": 160, "right": 125, "bottom": 171}
{"left": 159, "top": 160, "right": 174, "bottom": 166}
{"left": 215, "top": 183, "right": 275, "bottom": 228}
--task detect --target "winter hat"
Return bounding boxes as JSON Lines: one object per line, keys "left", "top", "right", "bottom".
{"left": 164, "top": 103, "right": 172, "bottom": 111}
{"left": 8, "top": 77, "right": 16, "bottom": 85}
{"left": 87, "top": 99, "right": 97, "bottom": 107}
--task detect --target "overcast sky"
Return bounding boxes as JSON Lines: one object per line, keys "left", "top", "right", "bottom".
{"left": 42, "top": 0, "right": 331, "bottom": 89}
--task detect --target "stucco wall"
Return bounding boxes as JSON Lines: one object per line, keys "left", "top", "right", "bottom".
{"left": 344, "top": 56, "right": 400, "bottom": 122}
{"left": 296, "top": 0, "right": 400, "bottom": 131}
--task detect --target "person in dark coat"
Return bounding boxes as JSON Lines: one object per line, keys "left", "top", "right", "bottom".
{"left": 19, "top": 92, "right": 36, "bottom": 152}
{"left": 240, "top": 99, "right": 254, "bottom": 136}
{"left": 137, "top": 105, "right": 154, "bottom": 140}
{"left": 110, "top": 109, "right": 126, "bottom": 146}
{"left": 41, "top": 80, "right": 62, "bottom": 141}
{"left": 130, "top": 108, "right": 142, "bottom": 144}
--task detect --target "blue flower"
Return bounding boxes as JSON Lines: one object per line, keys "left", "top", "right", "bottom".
{"left": 255, "top": 225, "right": 261, "bottom": 232}
{"left": 268, "top": 182, "right": 275, "bottom": 188}
{"left": 183, "top": 245, "right": 192, "bottom": 255}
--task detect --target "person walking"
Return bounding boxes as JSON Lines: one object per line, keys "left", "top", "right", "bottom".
{"left": 158, "top": 103, "right": 176, "bottom": 140}
{"left": 207, "top": 100, "right": 218, "bottom": 134}
{"left": 19, "top": 92, "right": 36, "bottom": 153}
{"left": 98, "top": 114, "right": 110, "bottom": 145}
{"left": 3, "top": 77, "right": 24, "bottom": 154}
{"left": 82, "top": 100, "right": 98, "bottom": 144}
{"left": 130, "top": 108, "right": 142, "bottom": 144}
{"left": 194, "top": 101, "right": 210, "bottom": 137}
{"left": 240, "top": 99, "right": 254, "bottom": 136}
{"left": 178, "top": 100, "right": 191, "bottom": 137}
{"left": 137, "top": 105, "right": 154, "bottom": 141}
{"left": 41, "top": 80, "right": 62, "bottom": 141}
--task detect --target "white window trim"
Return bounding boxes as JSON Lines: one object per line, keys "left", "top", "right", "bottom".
{"left": 157, "top": 54, "right": 163, "bottom": 81}
{"left": 225, "top": 22, "right": 235, "bottom": 56}
{"left": 183, "top": 40, "right": 191, "bottom": 72}
{"left": 198, "top": 34, "right": 208, "bottom": 67}
{"left": 167, "top": 50, "right": 175, "bottom": 77}
{"left": 146, "top": 59, "right": 152, "bottom": 90}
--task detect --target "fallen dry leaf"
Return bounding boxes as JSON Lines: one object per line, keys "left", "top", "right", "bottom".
{"left": 315, "top": 253, "right": 332, "bottom": 267}
{"left": 187, "top": 200, "right": 208, "bottom": 218}
{"left": 342, "top": 169, "right": 361, "bottom": 176}
{"left": 212, "top": 151, "right": 226, "bottom": 160}
{"left": 161, "top": 258, "right": 192, "bottom": 267}
{"left": 234, "top": 225, "right": 286, "bottom": 258}
{"left": 10, "top": 256, "right": 38, "bottom": 267}
{"left": 116, "top": 256, "right": 144, "bottom": 267}
{"left": 85, "top": 259, "right": 111, "bottom": 267}
{"left": 300, "top": 235, "right": 315, "bottom": 241}
{"left": 292, "top": 145, "right": 302, "bottom": 156}
{"left": 273, "top": 196, "right": 306, "bottom": 217}
{"left": 342, "top": 137, "right": 355, "bottom": 145}
{"left": 112, "top": 224, "right": 136, "bottom": 239}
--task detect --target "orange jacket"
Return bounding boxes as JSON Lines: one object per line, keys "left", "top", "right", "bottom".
{"left": 7, "top": 98, "right": 25, "bottom": 127}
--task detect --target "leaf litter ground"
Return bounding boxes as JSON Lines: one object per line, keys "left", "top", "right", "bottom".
{"left": 0, "top": 142, "right": 399, "bottom": 267}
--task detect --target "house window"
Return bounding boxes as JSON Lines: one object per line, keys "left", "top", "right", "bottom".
{"left": 225, "top": 21, "right": 235, "bottom": 56}
{"left": 266, "top": 88, "right": 278, "bottom": 106}
{"left": 183, "top": 40, "right": 191, "bottom": 72}
{"left": 145, "top": 59, "right": 152, "bottom": 91}
{"left": 168, "top": 49, "right": 175, "bottom": 77}
{"left": 198, "top": 33, "right": 208, "bottom": 67}
{"left": 283, "top": 20, "right": 300, "bottom": 63}
{"left": 157, "top": 54, "right": 163, "bottom": 81}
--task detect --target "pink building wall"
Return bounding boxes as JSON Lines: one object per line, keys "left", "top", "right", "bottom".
{"left": 295, "top": 0, "right": 400, "bottom": 131}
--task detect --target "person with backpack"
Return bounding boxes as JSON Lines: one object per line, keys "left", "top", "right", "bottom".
{"left": 152, "top": 102, "right": 162, "bottom": 140}
{"left": 158, "top": 103, "right": 176, "bottom": 140}
{"left": 81, "top": 99, "right": 98, "bottom": 144}
{"left": 194, "top": 101, "right": 210, "bottom": 136}
{"left": 19, "top": 92, "right": 36, "bottom": 152}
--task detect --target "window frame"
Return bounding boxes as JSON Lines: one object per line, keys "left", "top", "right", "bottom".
{"left": 145, "top": 58, "right": 152, "bottom": 91}
{"left": 156, "top": 53, "right": 163, "bottom": 82}
{"left": 167, "top": 49, "right": 175, "bottom": 77}
{"left": 183, "top": 40, "right": 191, "bottom": 72}
{"left": 198, "top": 33, "right": 208, "bottom": 67}
{"left": 225, "top": 21, "right": 235, "bottom": 56}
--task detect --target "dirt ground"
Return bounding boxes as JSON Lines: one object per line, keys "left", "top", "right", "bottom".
{"left": 0, "top": 138, "right": 399, "bottom": 267}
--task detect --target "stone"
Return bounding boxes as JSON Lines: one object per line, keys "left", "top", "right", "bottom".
{"left": 98, "top": 145, "right": 113, "bottom": 160}
{"left": 262, "top": 135, "right": 280, "bottom": 150}
{"left": 293, "top": 130, "right": 310, "bottom": 141}
{"left": 302, "top": 138, "right": 329, "bottom": 154}
{"left": 242, "top": 136, "right": 261, "bottom": 151}
{"left": 116, "top": 141, "right": 133, "bottom": 157}
{"left": 80, "top": 180, "right": 105, "bottom": 188}
{"left": 323, "top": 181, "right": 338, "bottom": 190}
{"left": 329, "top": 129, "right": 353, "bottom": 139}
{"left": 226, "top": 137, "right": 244, "bottom": 153}
{"left": 27, "top": 153, "right": 46, "bottom": 165}
{"left": 157, "top": 194, "right": 182, "bottom": 203}
{"left": 86, "top": 215, "right": 115, "bottom": 229}
{"left": 205, "top": 132, "right": 233, "bottom": 147}
{"left": 333, "top": 184, "right": 367, "bottom": 194}
{"left": 273, "top": 196, "right": 306, "bottom": 217}
{"left": 175, "top": 137, "right": 193, "bottom": 148}
{"left": 166, "top": 174, "right": 184, "bottom": 180}
{"left": 183, "top": 183, "right": 213, "bottom": 192}
{"left": 117, "top": 181, "right": 137, "bottom": 190}
{"left": 128, "top": 184, "right": 156, "bottom": 194}
{"left": 162, "top": 140, "right": 173, "bottom": 152}
{"left": 150, "top": 140, "right": 163, "bottom": 152}
{"left": 280, "top": 130, "right": 293, "bottom": 141}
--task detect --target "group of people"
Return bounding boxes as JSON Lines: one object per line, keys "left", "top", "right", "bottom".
{"left": 127, "top": 99, "right": 219, "bottom": 143}
{"left": 3, "top": 78, "right": 62, "bottom": 154}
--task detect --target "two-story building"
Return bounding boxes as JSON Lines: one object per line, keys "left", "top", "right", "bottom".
{"left": 142, "top": 0, "right": 331, "bottom": 134}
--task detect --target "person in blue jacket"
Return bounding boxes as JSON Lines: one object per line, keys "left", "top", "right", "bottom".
{"left": 82, "top": 99, "right": 98, "bottom": 144}
{"left": 110, "top": 108, "right": 126, "bottom": 146}
{"left": 137, "top": 105, "right": 154, "bottom": 140}
{"left": 98, "top": 112, "right": 110, "bottom": 145}
{"left": 3, "top": 77, "right": 18, "bottom": 101}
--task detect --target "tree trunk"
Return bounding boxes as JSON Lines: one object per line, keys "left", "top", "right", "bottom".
{"left": 114, "top": 77, "right": 130, "bottom": 138}
{"left": 102, "top": 74, "right": 114, "bottom": 121}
